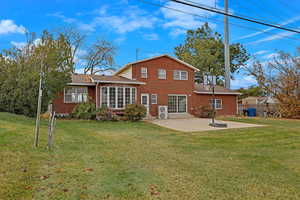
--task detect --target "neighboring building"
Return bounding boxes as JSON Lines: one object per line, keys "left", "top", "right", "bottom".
{"left": 238, "top": 96, "right": 279, "bottom": 116}
{"left": 53, "top": 55, "right": 241, "bottom": 118}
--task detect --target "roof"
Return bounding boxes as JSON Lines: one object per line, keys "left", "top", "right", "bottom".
{"left": 68, "top": 74, "right": 95, "bottom": 86}
{"left": 69, "top": 74, "right": 145, "bottom": 85}
{"left": 114, "top": 54, "right": 200, "bottom": 75}
{"left": 194, "top": 83, "right": 241, "bottom": 95}
{"left": 90, "top": 75, "right": 145, "bottom": 84}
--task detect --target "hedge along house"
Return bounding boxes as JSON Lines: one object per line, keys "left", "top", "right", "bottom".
{"left": 53, "top": 55, "right": 241, "bottom": 118}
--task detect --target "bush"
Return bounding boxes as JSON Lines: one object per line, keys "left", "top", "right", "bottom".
{"left": 96, "top": 107, "right": 119, "bottom": 121}
{"left": 124, "top": 104, "right": 147, "bottom": 121}
{"left": 194, "top": 106, "right": 215, "bottom": 118}
{"left": 71, "top": 102, "right": 96, "bottom": 120}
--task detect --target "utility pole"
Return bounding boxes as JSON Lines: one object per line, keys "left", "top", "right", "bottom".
{"left": 34, "top": 59, "right": 44, "bottom": 147}
{"left": 224, "top": 0, "right": 230, "bottom": 89}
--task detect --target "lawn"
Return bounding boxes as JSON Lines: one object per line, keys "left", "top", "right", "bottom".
{"left": 0, "top": 112, "right": 300, "bottom": 200}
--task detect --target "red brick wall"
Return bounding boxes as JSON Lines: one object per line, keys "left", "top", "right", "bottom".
{"left": 53, "top": 86, "right": 96, "bottom": 114}
{"left": 191, "top": 94, "right": 237, "bottom": 116}
{"left": 131, "top": 56, "right": 196, "bottom": 116}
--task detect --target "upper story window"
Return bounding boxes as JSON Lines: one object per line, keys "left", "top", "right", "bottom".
{"left": 64, "top": 87, "right": 88, "bottom": 103}
{"left": 209, "top": 99, "right": 222, "bottom": 109}
{"left": 158, "top": 69, "right": 166, "bottom": 79}
{"left": 141, "top": 67, "right": 148, "bottom": 78}
{"left": 173, "top": 70, "right": 188, "bottom": 80}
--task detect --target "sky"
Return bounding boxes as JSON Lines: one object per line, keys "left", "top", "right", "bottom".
{"left": 1, "top": 0, "right": 300, "bottom": 89}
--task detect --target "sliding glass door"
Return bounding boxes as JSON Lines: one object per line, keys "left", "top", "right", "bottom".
{"left": 168, "top": 95, "right": 187, "bottom": 113}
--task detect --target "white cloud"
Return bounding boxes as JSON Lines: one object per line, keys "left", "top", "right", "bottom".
{"left": 10, "top": 41, "right": 27, "bottom": 49}
{"left": 262, "top": 52, "right": 279, "bottom": 59}
{"left": 254, "top": 50, "right": 269, "bottom": 56}
{"left": 0, "top": 20, "right": 26, "bottom": 35}
{"left": 143, "top": 33, "right": 159, "bottom": 40}
{"left": 78, "top": 6, "right": 158, "bottom": 34}
{"left": 248, "top": 31, "right": 297, "bottom": 45}
{"left": 47, "top": 12, "right": 76, "bottom": 23}
{"left": 160, "top": 0, "right": 218, "bottom": 36}
{"left": 236, "top": 15, "right": 300, "bottom": 41}
{"left": 231, "top": 75, "right": 257, "bottom": 89}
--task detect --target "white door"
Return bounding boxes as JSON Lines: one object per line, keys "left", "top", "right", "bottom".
{"left": 141, "top": 93, "right": 149, "bottom": 115}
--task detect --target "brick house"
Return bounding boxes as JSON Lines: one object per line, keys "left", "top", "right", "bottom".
{"left": 53, "top": 55, "right": 240, "bottom": 118}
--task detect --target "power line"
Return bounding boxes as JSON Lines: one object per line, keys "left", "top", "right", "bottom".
{"left": 169, "top": 0, "right": 300, "bottom": 34}
{"left": 136, "top": 0, "right": 300, "bottom": 46}
{"left": 182, "top": 0, "right": 300, "bottom": 31}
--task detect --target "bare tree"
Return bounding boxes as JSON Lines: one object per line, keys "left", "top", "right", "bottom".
{"left": 247, "top": 50, "right": 300, "bottom": 118}
{"left": 83, "top": 40, "right": 116, "bottom": 75}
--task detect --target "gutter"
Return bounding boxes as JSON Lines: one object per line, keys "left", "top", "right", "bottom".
{"left": 193, "top": 91, "right": 242, "bottom": 95}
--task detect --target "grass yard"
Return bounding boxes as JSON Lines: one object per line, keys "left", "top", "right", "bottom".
{"left": 0, "top": 112, "right": 300, "bottom": 200}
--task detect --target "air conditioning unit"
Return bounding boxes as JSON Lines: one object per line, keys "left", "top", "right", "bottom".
{"left": 158, "top": 106, "right": 168, "bottom": 120}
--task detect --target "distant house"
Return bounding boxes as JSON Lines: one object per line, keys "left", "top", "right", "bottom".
{"left": 239, "top": 96, "right": 279, "bottom": 116}
{"left": 53, "top": 55, "right": 240, "bottom": 118}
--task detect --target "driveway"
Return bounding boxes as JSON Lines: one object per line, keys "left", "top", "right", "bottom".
{"left": 149, "top": 118, "right": 264, "bottom": 132}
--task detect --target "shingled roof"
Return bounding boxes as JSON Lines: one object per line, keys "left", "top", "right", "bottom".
{"left": 194, "top": 83, "right": 241, "bottom": 95}
{"left": 69, "top": 74, "right": 145, "bottom": 85}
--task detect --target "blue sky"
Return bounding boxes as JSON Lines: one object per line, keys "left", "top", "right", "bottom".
{"left": 1, "top": 0, "right": 300, "bottom": 89}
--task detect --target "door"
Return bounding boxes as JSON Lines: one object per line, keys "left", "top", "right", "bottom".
{"left": 141, "top": 93, "right": 149, "bottom": 115}
{"left": 168, "top": 95, "right": 187, "bottom": 113}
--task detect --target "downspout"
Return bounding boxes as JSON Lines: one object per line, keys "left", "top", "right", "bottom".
{"left": 96, "top": 82, "right": 99, "bottom": 109}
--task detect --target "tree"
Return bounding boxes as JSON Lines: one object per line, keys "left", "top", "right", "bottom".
{"left": 83, "top": 39, "right": 116, "bottom": 75}
{"left": 236, "top": 85, "right": 266, "bottom": 99}
{"left": 174, "top": 23, "right": 249, "bottom": 83}
{"left": 247, "top": 50, "right": 300, "bottom": 118}
{"left": 0, "top": 30, "right": 74, "bottom": 116}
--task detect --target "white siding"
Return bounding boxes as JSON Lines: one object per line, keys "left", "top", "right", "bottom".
{"left": 119, "top": 66, "right": 132, "bottom": 79}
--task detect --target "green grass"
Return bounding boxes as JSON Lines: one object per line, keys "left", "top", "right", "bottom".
{"left": 0, "top": 112, "right": 300, "bottom": 200}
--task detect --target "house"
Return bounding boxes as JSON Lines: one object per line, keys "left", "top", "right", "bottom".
{"left": 53, "top": 55, "right": 241, "bottom": 118}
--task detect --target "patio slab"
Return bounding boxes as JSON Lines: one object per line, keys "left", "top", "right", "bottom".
{"left": 149, "top": 118, "right": 264, "bottom": 132}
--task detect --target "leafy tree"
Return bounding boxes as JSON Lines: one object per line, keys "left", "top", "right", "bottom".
{"left": 174, "top": 23, "right": 249, "bottom": 83}
{"left": 236, "top": 85, "right": 266, "bottom": 99}
{"left": 247, "top": 50, "right": 300, "bottom": 118}
{"left": 0, "top": 31, "right": 74, "bottom": 116}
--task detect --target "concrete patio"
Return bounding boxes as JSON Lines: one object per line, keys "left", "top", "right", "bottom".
{"left": 149, "top": 118, "right": 264, "bottom": 132}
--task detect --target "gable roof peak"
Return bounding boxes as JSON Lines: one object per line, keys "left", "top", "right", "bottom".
{"left": 114, "top": 54, "right": 200, "bottom": 75}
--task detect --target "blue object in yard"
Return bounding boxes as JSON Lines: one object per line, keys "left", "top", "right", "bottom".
{"left": 247, "top": 108, "right": 256, "bottom": 117}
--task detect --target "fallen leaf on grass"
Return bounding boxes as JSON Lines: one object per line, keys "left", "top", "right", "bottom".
{"left": 84, "top": 168, "right": 93, "bottom": 172}
{"left": 63, "top": 189, "right": 69, "bottom": 192}
{"left": 149, "top": 184, "right": 160, "bottom": 196}
{"left": 25, "top": 185, "right": 32, "bottom": 190}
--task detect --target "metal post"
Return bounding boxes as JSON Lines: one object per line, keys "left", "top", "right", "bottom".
{"left": 34, "top": 60, "right": 43, "bottom": 147}
{"left": 224, "top": 0, "right": 230, "bottom": 89}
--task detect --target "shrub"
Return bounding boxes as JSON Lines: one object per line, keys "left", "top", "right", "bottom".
{"left": 71, "top": 102, "right": 96, "bottom": 120}
{"left": 194, "top": 106, "right": 215, "bottom": 118}
{"left": 124, "top": 104, "right": 147, "bottom": 121}
{"left": 96, "top": 107, "right": 119, "bottom": 121}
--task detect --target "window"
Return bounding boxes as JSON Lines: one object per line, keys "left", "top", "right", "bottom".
{"left": 173, "top": 70, "right": 188, "bottom": 80}
{"left": 141, "top": 67, "right": 148, "bottom": 78}
{"left": 158, "top": 69, "right": 166, "bottom": 79}
{"left": 168, "top": 95, "right": 187, "bottom": 113}
{"left": 101, "top": 86, "right": 136, "bottom": 109}
{"left": 151, "top": 94, "right": 157, "bottom": 104}
{"left": 64, "top": 87, "right": 88, "bottom": 103}
{"left": 209, "top": 99, "right": 222, "bottom": 109}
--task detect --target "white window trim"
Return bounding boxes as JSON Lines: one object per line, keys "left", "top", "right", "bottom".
{"left": 173, "top": 70, "right": 188, "bottom": 80}
{"left": 141, "top": 67, "right": 148, "bottom": 78}
{"left": 158, "top": 69, "right": 166, "bottom": 79}
{"left": 167, "top": 94, "right": 188, "bottom": 113}
{"left": 64, "top": 86, "right": 88, "bottom": 103}
{"left": 151, "top": 94, "right": 157, "bottom": 104}
{"left": 210, "top": 99, "right": 223, "bottom": 110}
{"left": 100, "top": 86, "right": 137, "bottom": 109}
